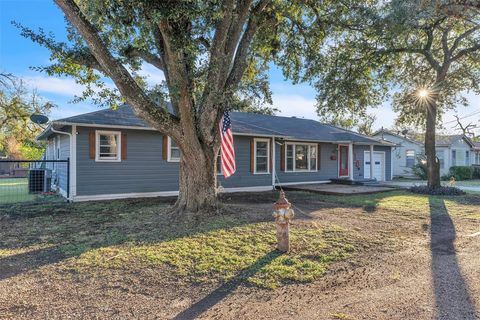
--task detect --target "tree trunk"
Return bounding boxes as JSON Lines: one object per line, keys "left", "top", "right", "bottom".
{"left": 425, "top": 99, "right": 441, "bottom": 188}
{"left": 174, "top": 142, "right": 218, "bottom": 212}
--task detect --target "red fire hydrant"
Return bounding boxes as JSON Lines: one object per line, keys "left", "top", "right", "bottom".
{"left": 273, "top": 191, "right": 294, "bottom": 252}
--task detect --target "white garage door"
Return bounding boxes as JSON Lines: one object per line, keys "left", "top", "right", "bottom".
{"left": 364, "top": 151, "right": 385, "bottom": 181}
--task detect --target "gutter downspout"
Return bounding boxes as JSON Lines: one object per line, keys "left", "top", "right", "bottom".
{"left": 50, "top": 126, "right": 73, "bottom": 202}
{"left": 272, "top": 136, "right": 276, "bottom": 190}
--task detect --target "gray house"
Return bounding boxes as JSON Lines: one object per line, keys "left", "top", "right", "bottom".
{"left": 37, "top": 105, "right": 393, "bottom": 201}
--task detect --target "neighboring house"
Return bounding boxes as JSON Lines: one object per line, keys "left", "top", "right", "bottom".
{"left": 474, "top": 142, "right": 480, "bottom": 166}
{"left": 37, "top": 105, "right": 394, "bottom": 202}
{"left": 372, "top": 129, "right": 423, "bottom": 178}
{"left": 373, "top": 129, "right": 478, "bottom": 177}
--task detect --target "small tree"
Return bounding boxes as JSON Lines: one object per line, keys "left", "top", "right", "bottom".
{"left": 17, "top": 0, "right": 334, "bottom": 212}
{"left": 297, "top": 0, "right": 480, "bottom": 188}
{"left": 0, "top": 77, "right": 53, "bottom": 159}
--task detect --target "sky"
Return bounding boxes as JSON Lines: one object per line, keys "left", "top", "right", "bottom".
{"left": 1, "top": 0, "right": 479, "bottom": 134}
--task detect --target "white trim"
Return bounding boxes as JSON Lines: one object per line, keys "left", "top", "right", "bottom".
{"left": 95, "top": 130, "right": 122, "bottom": 162}
{"left": 54, "top": 122, "right": 156, "bottom": 131}
{"left": 338, "top": 144, "right": 350, "bottom": 178}
{"left": 167, "top": 137, "right": 181, "bottom": 162}
{"left": 253, "top": 138, "right": 270, "bottom": 174}
{"left": 348, "top": 143, "right": 354, "bottom": 180}
{"left": 369, "top": 145, "right": 374, "bottom": 180}
{"left": 71, "top": 125, "right": 77, "bottom": 198}
{"left": 284, "top": 142, "right": 318, "bottom": 173}
{"left": 275, "top": 180, "right": 330, "bottom": 186}
{"left": 271, "top": 137, "right": 276, "bottom": 186}
{"left": 50, "top": 126, "right": 73, "bottom": 201}
{"left": 221, "top": 186, "right": 274, "bottom": 193}
{"left": 72, "top": 186, "right": 274, "bottom": 202}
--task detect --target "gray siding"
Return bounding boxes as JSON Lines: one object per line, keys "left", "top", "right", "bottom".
{"left": 74, "top": 126, "right": 392, "bottom": 197}
{"left": 217, "top": 136, "right": 272, "bottom": 188}
{"left": 275, "top": 141, "right": 338, "bottom": 184}
{"left": 353, "top": 145, "right": 392, "bottom": 181}
{"left": 76, "top": 127, "right": 178, "bottom": 196}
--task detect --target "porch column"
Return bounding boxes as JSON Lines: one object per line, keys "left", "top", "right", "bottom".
{"left": 271, "top": 136, "right": 276, "bottom": 189}
{"left": 349, "top": 143, "right": 354, "bottom": 180}
{"left": 370, "top": 144, "right": 374, "bottom": 180}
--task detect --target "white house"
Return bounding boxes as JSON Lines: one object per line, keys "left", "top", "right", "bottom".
{"left": 373, "top": 129, "right": 478, "bottom": 178}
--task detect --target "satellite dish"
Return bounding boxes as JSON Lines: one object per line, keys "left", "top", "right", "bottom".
{"left": 401, "top": 129, "right": 409, "bottom": 136}
{"left": 30, "top": 114, "right": 49, "bottom": 125}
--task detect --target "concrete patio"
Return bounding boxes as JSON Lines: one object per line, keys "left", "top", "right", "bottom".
{"left": 279, "top": 183, "right": 398, "bottom": 195}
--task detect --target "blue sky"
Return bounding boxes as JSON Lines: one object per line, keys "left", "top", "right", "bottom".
{"left": 1, "top": 0, "right": 479, "bottom": 133}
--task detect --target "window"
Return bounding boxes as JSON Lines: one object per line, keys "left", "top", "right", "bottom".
{"left": 406, "top": 150, "right": 415, "bottom": 168}
{"left": 476, "top": 152, "right": 480, "bottom": 165}
{"left": 451, "top": 150, "right": 456, "bottom": 166}
{"left": 168, "top": 137, "right": 181, "bottom": 162}
{"left": 466, "top": 151, "right": 470, "bottom": 166}
{"left": 96, "top": 131, "right": 121, "bottom": 162}
{"left": 285, "top": 143, "right": 318, "bottom": 172}
{"left": 254, "top": 139, "right": 270, "bottom": 174}
{"left": 436, "top": 150, "right": 445, "bottom": 169}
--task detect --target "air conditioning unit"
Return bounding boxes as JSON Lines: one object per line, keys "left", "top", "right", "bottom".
{"left": 28, "top": 169, "right": 52, "bottom": 193}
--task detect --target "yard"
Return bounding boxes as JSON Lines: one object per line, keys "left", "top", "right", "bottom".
{"left": 0, "top": 190, "right": 479, "bottom": 319}
{"left": 0, "top": 178, "right": 35, "bottom": 203}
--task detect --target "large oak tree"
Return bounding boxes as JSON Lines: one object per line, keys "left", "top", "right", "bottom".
{"left": 18, "top": 0, "right": 330, "bottom": 212}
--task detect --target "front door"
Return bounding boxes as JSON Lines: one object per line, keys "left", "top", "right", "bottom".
{"left": 339, "top": 145, "right": 349, "bottom": 177}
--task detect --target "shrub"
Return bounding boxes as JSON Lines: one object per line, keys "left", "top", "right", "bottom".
{"left": 409, "top": 186, "right": 466, "bottom": 196}
{"left": 448, "top": 166, "right": 474, "bottom": 181}
{"left": 412, "top": 162, "right": 428, "bottom": 180}
{"left": 473, "top": 166, "right": 480, "bottom": 179}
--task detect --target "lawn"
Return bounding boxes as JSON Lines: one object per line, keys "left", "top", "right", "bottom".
{"left": 0, "top": 178, "right": 35, "bottom": 203}
{"left": 1, "top": 190, "right": 479, "bottom": 319}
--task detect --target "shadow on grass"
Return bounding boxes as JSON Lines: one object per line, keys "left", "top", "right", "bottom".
{"left": 172, "top": 250, "right": 281, "bottom": 320}
{"left": 428, "top": 197, "right": 477, "bottom": 319}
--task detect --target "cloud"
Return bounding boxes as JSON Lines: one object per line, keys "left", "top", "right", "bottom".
{"left": 272, "top": 93, "right": 318, "bottom": 120}
{"left": 24, "top": 76, "right": 86, "bottom": 97}
{"left": 138, "top": 63, "right": 165, "bottom": 86}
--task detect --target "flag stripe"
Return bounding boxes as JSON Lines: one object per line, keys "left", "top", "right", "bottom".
{"left": 219, "top": 111, "right": 236, "bottom": 178}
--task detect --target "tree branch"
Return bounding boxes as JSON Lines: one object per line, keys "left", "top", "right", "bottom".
{"left": 54, "top": 0, "right": 180, "bottom": 138}
{"left": 451, "top": 41, "right": 480, "bottom": 61}
{"left": 450, "top": 26, "right": 480, "bottom": 53}
{"left": 123, "top": 46, "right": 165, "bottom": 71}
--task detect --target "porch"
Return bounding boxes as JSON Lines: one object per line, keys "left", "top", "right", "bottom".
{"left": 278, "top": 183, "right": 398, "bottom": 195}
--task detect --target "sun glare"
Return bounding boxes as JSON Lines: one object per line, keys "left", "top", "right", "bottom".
{"left": 418, "top": 89, "right": 429, "bottom": 98}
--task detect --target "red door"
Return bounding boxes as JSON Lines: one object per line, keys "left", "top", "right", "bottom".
{"left": 339, "top": 145, "right": 349, "bottom": 177}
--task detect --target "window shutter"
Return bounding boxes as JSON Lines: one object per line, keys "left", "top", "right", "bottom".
{"left": 250, "top": 138, "right": 255, "bottom": 173}
{"left": 162, "top": 136, "right": 168, "bottom": 160}
{"left": 121, "top": 133, "right": 127, "bottom": 160}
{"left": 317, "top": 144, "right": 321, "bottom": 170}
{"left": 89, "top": 131, "right": 95, "bottom": 159}
{"left": 280, "top": 143, "right": 285, "bottom": 171}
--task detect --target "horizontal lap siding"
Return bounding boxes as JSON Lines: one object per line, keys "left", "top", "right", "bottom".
{"left": 353, "top": 145, "right": 392, "bottom": 181}
{"left": 76, "top": 127, "right": 179, "bottom": 196}
{"left": 57, "top": 134, "right": 70, "bottom": 192}
{"left": 217, "top": 136, "right": 271, "bottom": 188}
{"left": 275, "top": 141, "right": 338, "bottom": 184}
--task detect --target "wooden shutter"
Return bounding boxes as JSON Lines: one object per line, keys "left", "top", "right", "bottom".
{"left": 89, "top": 131, "right": 95, "bottom": 159}
{"left": 280, "top": 143, "right": 285, "bottom": 171}
{"left": 121, "top": 133, "right": 127, "bottom": 160}
{"left": 317, "top": 144, "right": 321, "bottom": 170}
{"left": 250, "top": 138, "right": 255, "bottom": 173}
{"left": 162, "top": 136, "right": 168, "bottom": 160}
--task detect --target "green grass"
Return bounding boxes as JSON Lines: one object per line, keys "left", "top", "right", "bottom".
{"left": 0, "top": 178, "right": 35, "bottom": 203}
{"left": 316, "top": 190, "right": 480, "bottom": 219}
{"left": 71, "top": 222, "right": 355, "bottom": 289}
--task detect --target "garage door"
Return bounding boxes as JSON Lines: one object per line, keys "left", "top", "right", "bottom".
{"left": 364, "top": 151, "right": 385, "bottom": 181}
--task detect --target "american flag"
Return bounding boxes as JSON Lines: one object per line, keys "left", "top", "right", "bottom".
{"left": 219, "top": 111, "right": 236, "bottom": 178}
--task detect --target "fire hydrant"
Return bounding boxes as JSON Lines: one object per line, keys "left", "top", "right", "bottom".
{"left": 273, "top": 191, "right": 294, "bottom": 252}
